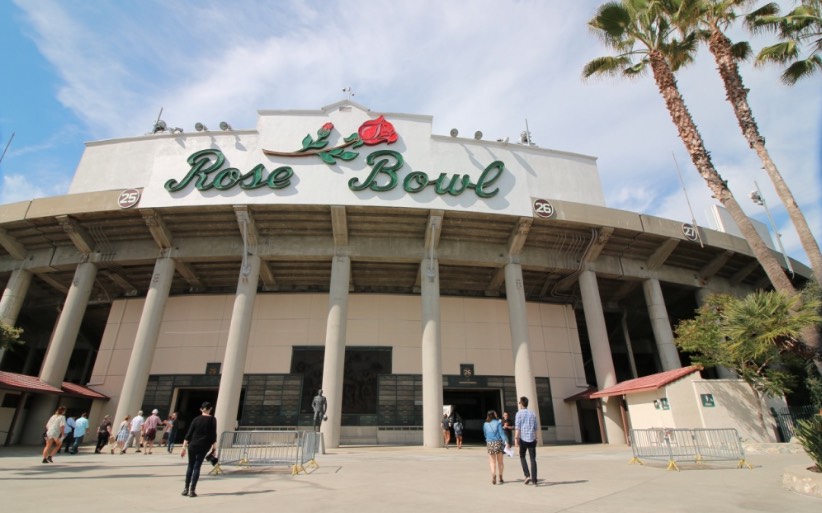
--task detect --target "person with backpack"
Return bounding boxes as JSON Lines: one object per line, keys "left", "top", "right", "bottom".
{"left": 453, "top": 415, "right": 464, "bottom": 449}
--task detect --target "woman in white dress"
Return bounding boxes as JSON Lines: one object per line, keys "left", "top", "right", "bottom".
{"left": 42, "top": 406, "right": 66, "bottom": 463}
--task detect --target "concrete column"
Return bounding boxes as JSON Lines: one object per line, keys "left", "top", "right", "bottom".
{"left": 320, "top": 255, "right": 349, "bottom": 448}
{"left": 113, "top": 256, "right": 175, "bottom": 432}
{"left": 24, "top": 261, "right": 97, "bottom": 444}
{"left": 504, "top": 263, "right": 540, "bottom": 439}
{"left": 0, "top": 269, "right": 32, "bottom": 365}
{"left": 642, "top": 278, "right": 681, "bottom": 371}
{"left": 215, "top": 254, "right": 260, "bottom": 440}
{"left": 578, "top": 269, "right": 626, "bottom": 445}
{"left": 420, "top": 258, "right": 443, "bottom": 448}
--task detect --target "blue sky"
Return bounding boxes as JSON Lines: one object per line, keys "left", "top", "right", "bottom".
{"left": 1, "top": 0, "right": 819, "bottom": 266}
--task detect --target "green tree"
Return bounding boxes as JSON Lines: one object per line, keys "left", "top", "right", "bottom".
{"left": 675, "top": 290, "right": 822, "bottom": 430}
{"left": 674, "top": 0, "right": 822, "bottom": 285}
{"left": 0, "top": 321, "right": 23, "bottom": 351}
{"left": 748, "top": 0, "right": 822, "bottom": 84}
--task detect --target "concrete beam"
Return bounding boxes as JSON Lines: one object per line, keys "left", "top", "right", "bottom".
{"left": 101, "top": 269, "right": 138, "bottom": 296}
{"left": 35, "top": 273, "right": 69, "bottom": 294}
{"left": 141, "top": 209, "right": 174, "bottom": 249}
{"left": 331, "top": 206, "right": 348, "bottom": 247}
{"left": 731, "top": 260, "right": 760, "bottom": 284}
{"left": 507, "top": 217, "right": 533, "bottom": 257}
{"left": 56, "top": 215, "right": 95, "bottom": 254}
{"left": 700, "top": 251, "right": 734, "bottom": 281}
{"left": 0, "top": 228, "right": 26, "bottom": 260}
{"left": 174, "top": 261, "right": 203, "bottom": 289}
{"left": 234, "top": 205, "right": 259, "bottom": 247}
{"left": 646, "top": 238, "right": 679, "bottom": 271}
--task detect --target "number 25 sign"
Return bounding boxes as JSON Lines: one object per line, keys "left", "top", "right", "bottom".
{"left": 118, "top": 189, "right": 141, "bottom": 209}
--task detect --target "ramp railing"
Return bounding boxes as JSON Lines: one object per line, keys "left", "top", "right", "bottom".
{"left": 629, "top": 428, "right": 751, "bottom": 471}
{"left": 212, "top": 430, "right": 321, "bottom": 475}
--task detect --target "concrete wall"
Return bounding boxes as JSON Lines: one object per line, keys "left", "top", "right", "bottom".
{"left": 89, "top": 292, "right": 587, "bottom": 442}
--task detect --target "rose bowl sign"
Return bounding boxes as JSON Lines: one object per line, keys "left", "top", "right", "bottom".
{"left": 164, "top": 115, "right": 506, "bottom": 200}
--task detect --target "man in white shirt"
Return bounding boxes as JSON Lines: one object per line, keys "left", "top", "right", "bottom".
{"left": 122, "top": 410, "right": 145, "bottom": 454}
{"left": 142, "top": 409, "right": 163, "bottom": 454}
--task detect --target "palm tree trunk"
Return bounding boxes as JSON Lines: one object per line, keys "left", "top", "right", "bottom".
{"left": 707, "top": 29, "right": 822, "bottom": 285}
{"left": 646, "top": 50, "right": 796, "bottom": 294}
{"left": 647, "top": 49, "right": 822, "bottom": 373}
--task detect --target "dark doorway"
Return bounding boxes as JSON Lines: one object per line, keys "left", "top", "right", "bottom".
{"left": 443, "top": 389, "right": 501, "bottom": 444}
{"left": 172, "top": 388, "right": 219, "bottom": 443}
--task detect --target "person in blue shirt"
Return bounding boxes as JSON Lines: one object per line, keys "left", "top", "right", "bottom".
{"left": 515, "top": 396, "right": 538, "bottom": 486}
{"left": 482, "top": 410, "right": 507, "bottom": 485}
{"left": 70, "top": 412, "right": 89, "bottom": 453}
{"left": 62, "top": 415, "right": 75, "bottom": 453}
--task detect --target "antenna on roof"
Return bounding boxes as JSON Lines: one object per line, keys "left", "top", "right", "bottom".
{"left": 672, "top": 152, "right": 703, "bottom": 248}
{"left": 520, "top": 119, "right": 534, "bottom": 146}
{"left": 0, "top": 132, "right": 15, "bottom": 167}
{"left": 342, "top": 87, "right": 355, "bottom": 101}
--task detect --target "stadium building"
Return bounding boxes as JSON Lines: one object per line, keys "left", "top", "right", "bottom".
{"left": 0, "top": 101, "right": 807, "bottom": 447}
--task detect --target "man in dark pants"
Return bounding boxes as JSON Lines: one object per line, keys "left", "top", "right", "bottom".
{"left": 514, "top": 396, "right": 538, "bottom": 486}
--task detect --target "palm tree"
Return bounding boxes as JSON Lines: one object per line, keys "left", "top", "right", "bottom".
{"left": 583, "top": 0, "right": 794, "bottom": 294}
{"left": 676, "top": 0, "right": 822, "bottom": 285}
{"left": 749, "top": 0, "right": 822, "bottom": 85}
{"left": 583, "top": 0, "right": 821, "bottom": 370}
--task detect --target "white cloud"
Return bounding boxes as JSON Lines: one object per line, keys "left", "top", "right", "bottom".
{"left": 6, "top": 0, "right": 820, "bottom": 266}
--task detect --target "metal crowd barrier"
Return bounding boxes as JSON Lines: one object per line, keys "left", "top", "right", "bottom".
{"left": 212, "top": 430, "right": 321, "bottom": 475}
{"left": 629, "top": 428, "right": 751, "bottom": 471}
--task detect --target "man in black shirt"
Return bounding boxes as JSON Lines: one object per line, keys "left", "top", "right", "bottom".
{"left": 180, "top": 402, "right": 217, "bottom": 498}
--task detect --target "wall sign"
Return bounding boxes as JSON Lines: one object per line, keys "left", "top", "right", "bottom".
{"left": 163, "top": 116, "right": 505, "bottom": 200}
{"left": 118, "top": 188, "right": 141, "bottom": 209}
{"left": 682, "top": 223, "right": 699, "bottom": 241}
{"left": 533, "top": 198, "right": 555, "bottom": 218}
{"left": 700, "top": 393, "right": 715, "bottom": 407}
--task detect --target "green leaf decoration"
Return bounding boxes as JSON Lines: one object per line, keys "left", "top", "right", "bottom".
{"left": 343, "top": 133, "right": 359, "bottom": 143}
{"left": 337, "top": 151, "right": 358, "bottom": 161}
{"left": 319, "top": 152, "right": 336, "bottom": 165}
{"left": 299, "top": 134, "right": 315, "bottom": 152}
{"left": 310, "top": 139, "right": 330, "bottom": 150}
{"left": 352, "top": 140, "right": 364, "bottom": 149}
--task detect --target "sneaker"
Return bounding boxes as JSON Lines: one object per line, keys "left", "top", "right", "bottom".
{"left": 181, "top": 489, "right": 188, "bottom": 496}
{"left": 188, "top": 491, "right": 197, "bottom": 498}
{"left": 524, "top": 477, "right": 531, "bottom": 485}
{"left": 42, "top": 458, "right": 49, "bottom": 464}
{"left": 136, "top": 449, "right": 141, "bottom": 453}
{"left": 532, "top": 479, "right": 538, "bottom": 486}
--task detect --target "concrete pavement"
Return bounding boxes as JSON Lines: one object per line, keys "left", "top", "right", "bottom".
{"left": 0, "top": 442, "right": 818, "bottom": 512}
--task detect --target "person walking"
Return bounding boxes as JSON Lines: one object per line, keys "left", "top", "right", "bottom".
{"left": 69, "top": 412, "right": 89, "bottom": 454}
{"left": 442, "top": 413, "right": 451, "bottom": 448}
{"left": 95, "top": 415, "right": 113, "bottom": 453}
{"left": 122, "top": 410, "right": 145, "bottom": 453}
{"left": 42, "top": 406, "right": 67, "bottom": 463}
{"left": 164, "top": 412, "right": 178, "bottom": 453}
{"left": 142, "top": 409, "right": 162, "bottom": 454}
{"left": 482, "top": 410, "right": 506, "bottom": 484}
{"left": 113, "top": 415, "right": 130, "bottom": 454}
{"left": 453, "top": 414, "right": 464, "bottom": 449}
{"left": 500, "top": 411, "right": 514, "bottom": 447}
{"left": 515, "top": 396, "right": 538, "bottom": 486}
{"left": 62, "top": 414, "right": 75, "bottom": 453}
{"left": 180, "top": 401, "right": 217, "bottom": 498}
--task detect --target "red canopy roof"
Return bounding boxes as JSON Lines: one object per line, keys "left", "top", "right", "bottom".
{"left": 0, "top": 371, "right": 63, "bottom": 394}
{"left": 0, "top": 371, "right": 108, "bottom": 399}
{"left": 589, "top": 366, "right": 702, "bottom": 399}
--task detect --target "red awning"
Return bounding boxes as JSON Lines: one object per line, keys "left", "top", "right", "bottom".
{"left": 564, "top": 387, "right": 597, "bottom": 402}
{"left": 0, "top": 371, "right": 63, "bottom": 395}
{"left": 0, "top": 371, "right": 108, "bottom": 400}
{"left": 61, "top": 382, "right": 108, "bottom": 400}
{"left": 590, "top": 366, "right": 702, "bottom": 399}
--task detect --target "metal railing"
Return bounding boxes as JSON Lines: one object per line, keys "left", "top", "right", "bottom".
{"left": 213, "top": 430, "right": 320, "bottom": 475}
{"left": 629, "top": 428, "right": 751, "bottom": 471}
{"left": 771, "top": 405, "right": 818, "bottom": 442}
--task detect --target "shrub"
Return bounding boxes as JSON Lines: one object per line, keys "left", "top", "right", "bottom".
{"left": 794, "top": 414, "right": 822, "bottom": 472}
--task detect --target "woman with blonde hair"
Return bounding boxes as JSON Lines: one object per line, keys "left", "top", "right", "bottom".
{"left": 42, "top": 406, "right": 66, "bottom": 463}
{"left": 112, "top": 415, "right": 130, "bottom": 454}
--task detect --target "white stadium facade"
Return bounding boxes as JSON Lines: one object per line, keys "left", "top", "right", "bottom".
{"left": 0, "top": 101, "right": 810, "bottom": 447}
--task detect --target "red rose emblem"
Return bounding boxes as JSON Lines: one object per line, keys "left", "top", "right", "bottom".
{"left": 318, "top": 122, "right": 334, "bottom": 138}
{"left": 358, "top": 116, "right": 398, "bottom": 146}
